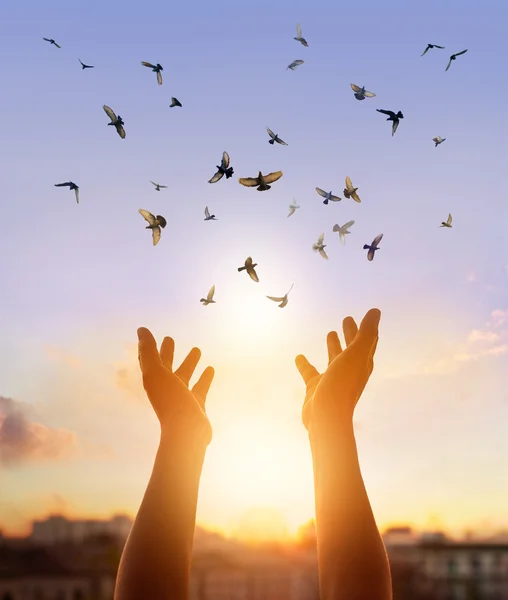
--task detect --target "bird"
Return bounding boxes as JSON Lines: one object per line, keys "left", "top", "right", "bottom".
{"left": 350, "top": 84, "right": 376, "bottom": 100}
{"left": 376, "top": 109, "right": 404, "bottom": 136}
{"left": 78, "top": 58, "right": 94, "bottom": 69}
{"left": 343, "top": 176, "right": 361, "bottom": 203}
{"left": 440, "top": 213, "right": 453, "bottom": 228}
{"left": 103, "top": 105, "right": 126, "bottom": 139}
{"left": 294, "top": 24, "right": 308, "bottom": 46}
{"left": 141, "top": 61, "right": 163, "bottom": 85}
{"left": 363, "top": 233, "right": 383, "bottom": 261}
{"left": 445, "top": 49, "right": 468, "bottom": 71}
{"left": 204, "top": 206, "right": 217, "bottom": 220}
{"left": 238, "top": 257, "right": 259, "bottom": 282}
{"left": 332, "top": 220, "right": 355, "bottom": 245}
{"left": 433, "top": 136, "right": 446, "bottom": 147}
{"left": 313, "top": 234, "right": 329, "bottom": 260}
{"left": 238, "top": 171, "right": 283, "bottom": 191}
{"left": 43, "top": 38, "right": 61, "bottom": 48}
{"left": 150, "top": 181, "right": 167, "bottom": 191}
{"left": 138, "top": 209, "right": 167, "bottom": 246}
{"left": 421, "top": 43, "right": 445, "bottom": 56}
{"left": 169, "top": 97, "right": 182, "bottom": 107}
{"left": 287, "top": 200, "right": 300, "bottom": 217}
{"left": 316, "top": 187, "right": 341, "bottom": 204}
{"left": 208, "top": 151, "right": 233, "bottom": 183}
{"left": 266, "top": 283, "right": 294, "bottom": 308}
{"left": 54, "top": 181, "right": 79, "bottom": 204}
{"left": 200, "top": 285, "right": 216, "bottom": 305}
{"left": 266, "top": 127, "right": 288, "bottom": 145}
{"left": 287, "top": 59, "right": 304, "bottom": 71}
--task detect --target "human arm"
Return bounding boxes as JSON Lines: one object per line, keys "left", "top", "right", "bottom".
{"left": 114, "top": 328, "right": 214, "bottom": 600}
{"left": 295, "top": 309, "right": 392, "bottom": 600}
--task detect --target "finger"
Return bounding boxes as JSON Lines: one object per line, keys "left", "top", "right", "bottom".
{"left": 343, "top": 317, "right": 359, "bottom": 347}
{"left": 326, "top": 331, "right": 342, "bottom": 364}
{"left": 354, "top": 308, "right": 381, "bottom": 352}
{"left": 137, "top": 327, "right": 162, "bottom": 374}
{"left": 160, "top": 336, "right": 175, "bottom": 371}
{"left": 192, "top": 366, "right": 215, "bottom": 408}
{"left": 175, "top": 347, "right": 202, "bottom": 386}
{"left": 295, "top": 354, "right": 319, "bottom": 385}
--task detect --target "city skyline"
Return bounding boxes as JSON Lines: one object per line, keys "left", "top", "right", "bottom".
{"left": 1, "top": 0, "right": 507, "bottom": 541}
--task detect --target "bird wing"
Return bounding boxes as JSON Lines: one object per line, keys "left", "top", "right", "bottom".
{"left": 248, "top": 267, "right": 259, "bottom": 282}
{"left": 329, "top": 194, "right": 342, "bottom": 202}
{"left": 317, "top": 233, "right": 324, "bottom": 244}
{"left": 74, "top": 188, "right": 80, "bottom": 204}
{"left": 455, "top": 49, "right": 468, "bottom": 56}
{"left": 372, "top": 233, "right": 384, "bottom": 247}
{"left": 239, "top": 177, "right": 260, "bottom": 187}
{"left": 435, "top": 45, "right": 445, "bottom": 49}
{"left": 445, "top": 57, "right": 453, "bottom": 71}
{"left": 263, "top": 171, "right": 283, "bottom": 184}
{"left": 267, "top": 295, "right": 285, "bottom": 302}
{"left": 286, "top": 283, "right": 294, "bottom": 295}
{"left": 345, "top": 176, "right": 353, "bottom": 191}
{"left": 54, "top": 182, "right": 71, "bottom": 187}
{"left": 363, "top": 90, "right": 376, "bottom": 98}
{"left": 139, "top": 209, "right": 156, "bottom": 225}
{"left": 351, "top": 190, "right": 361, "bottom": 203}
{"left": 209, "top": 171, "right": 224, "bottom": 184}
{"left": 339, "top": 232, "right": 346, "bottom": 245}
{"left": 245, "top": 257, "right": 253, "bottom": 267}
{"left": 157, "top": 71, "right": 163, "bottom": 86}
{"left": 296, "top": 23, "right": 302, "bottom": 37}
{"left": 342, "top": 220, "right": 355, "bottom": 231}
{"left": 266, "top": 127, "right": 276, "bottom": 139}
{"left": 279, "top": 297, "right": 289, "bottom": 308}
{"left": 447, "top": 213, "right": 452, "bottom": 225}
{"left": 221, "top": 151, "right": 230, "bottom": 169}
{"left": 350, "top": 83, "right": 361, "bottom": 92}
{"left": 205, "top": 206, "right": 210, "bottom": 218}
{"left": 152, "top": 226, "right": 161, "bottom": 246}
{"left": 287, "top": 206, "right": 296, "bottom": 217}
{"left": 367, "top": 247, "right": 375, "bottom": 261}
{"left": 315, "top": 187, "right": 327, "bottom": 198}
{"left": 319, "top": 248, "right": 329, "bottom": 260}
{"left": 116, "top": 123, "right": 126, "bottom": 138}
{"left": 158, "top": 185, "right": 167, "bottom": 189}
{"left": 54, "top": 42, "right": 61, "bottom": 48}
{"left": 150, "top": 181, "right": 158, "bottom": 187}
{"left": 43, "top": 38, "right": 51, "bottom": 42}
{"left": 275, "top": 136, "right": 288, "bottom": 145}
{"left": 377, "top": 109, "right": 394, "bottom": 117}
{"left": 141, "top": 61, "right": 155, "bottom": 68}
{"left": 207, "top": 285, "right": 215, "bottom": 301}
{"left": 103, "top": 105, "right": 117, "bottom": 123}
{"left": 392, "top": 120, "right": 399, "bottom": 136}
{"left": 421, "top": 46, "right": 430, "bottom": 56}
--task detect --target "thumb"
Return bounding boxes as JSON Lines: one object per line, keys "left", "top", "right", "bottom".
{"left": 354, "top": 309, "right": 381, "bottom": 353}
{"left": 137, "top": 327, "right": 162, "bottom": 375}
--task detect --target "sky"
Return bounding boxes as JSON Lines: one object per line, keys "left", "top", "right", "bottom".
{"left": 0, "top": 0, "right": 507, "bottom": 541}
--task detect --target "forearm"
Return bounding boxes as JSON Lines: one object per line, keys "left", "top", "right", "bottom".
{"left": 309, "top": 421, "right": 392, "bottom": 600}
{"left": 114, "top": 431, "right": 207, "bottom": 600}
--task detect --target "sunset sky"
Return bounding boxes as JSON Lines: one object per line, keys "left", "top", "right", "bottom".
{"left": 1, "top": 0, "right": 507, "bottom": 541}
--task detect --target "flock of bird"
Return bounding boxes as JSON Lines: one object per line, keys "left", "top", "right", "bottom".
{"left": 45, "top": 27, "right": 468, "bottom": 309}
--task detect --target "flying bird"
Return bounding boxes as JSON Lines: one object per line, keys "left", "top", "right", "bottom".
{"left": 287, "top": 200, "right": 300, "bottom": 217}
{"left": 421, "top": 43, "right": 445, "bottom": 56}
{"left": 294, "top": 24, "right": 308, "bottom": 47}
{"left": 43, "top": 38, "right": 61, "bottom": 48}
{"left": 343, "top": 176, "right": 361, "bottom": 203}
{"left": 313, "top": 234, "right": 328, "bottom": 260}
{"left": 287, "top": 59, "right": 304, "bottom": 71}
{"left": 169, "top": 97, "right": 182, "bottom": 107}
{"left": 78, "top": 58, "right": 94, "bottom": 69}
{"left": 150, "top": 181, "right": 167, "bottom": 191}
{"left": 316, "top": 187, "right": 341, "bottom": 204}
{"left": 363, "top": 233, "right": 383, "bottom": 261}
{"left": 238, "top": 257, "right": 259, "bottom": 282}
{"left": 266, "top": 127, "right": 288, "bottom": 145}
{"left": 200, "top": 285, "right": 216, "bottom": 306}
{"left": 332, "top": 220, "right": 355, "bottom": 245}
{"left": 141, "top": 61, "right": 163, "bottom": 85}
{"left": 350, "top": 84, "right": 376, "bottom": 100}
{"left": 103, "top": 105, "right": 126, "bottom": 139}
{"left": 445, "top": 49, "right": 468, "bottom": 71}
{"left": 433, "top": 136, "right": 446, "bottom": 147}
{"left": 267, "top": 283, "right": 294, "bottom": 308}
{"left": 376, "top": 109, "right": 404, "bottom": 136}
{"left": 54, "top": 181, "right": 79, "bottom": 204}
{"left": 204, "top": 206, "right": 217, "bottom": 220}
{"left": 440, "top": 213, "right": 453, "bottom": 228}
{"left": 238, "top": 171, "right": 283, "bottom": 191}
{"left": 208, "top": 151, "right": 233, "bottom": 183}
{"left": 138, "top": 209, "right": 167, "bottom": 246}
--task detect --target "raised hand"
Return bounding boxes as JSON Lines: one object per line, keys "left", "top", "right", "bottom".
{"left": 295, "top": 308, "right": 380, "bottom": 431}
{"left": 137, "top": 327, "right": 214, "bottom": 445}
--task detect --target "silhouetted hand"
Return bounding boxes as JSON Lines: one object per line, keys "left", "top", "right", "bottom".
{"left": 295, "top": 308, "right": 380, "bottom": 430}
{"left": 137, "top": 327, "right": 214, "bottom": 445}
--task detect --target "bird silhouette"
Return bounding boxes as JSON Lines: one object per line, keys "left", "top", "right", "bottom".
{"left": 78, "top": 58, "right": 94, "bottom": 69}
{"left": 238, "top": 171, "right": 283, "bottom": 191}
{"left": 266, "top": 127, "right": 288, "bottom": 145}
{"left": 141, "top": 61, "right": 163, "bottom": 85}
{"left": 363, "top": 233, "right": 383, "bottom": 261}
{"left": 343, "top": 176, "right": 361, "bottom": 203}
{"left": 43, "top": 38, "right": 61, "bottom": 48}
{"left": 169, "top": 97, "right": 182, "bottom": 107}
{"left": 433, "top": 136, "right": 446, "bottom": 147}
{"left": 287, "top": 59, "right": 304, "bottom": 71}
{"left": 54, "top": 181, "right": 79, "bottom": 204}
{"left": 332, "top": 220, "right": 355, "bottom": 245}
{"left": 266, "top": 283, "right": 294, "bottom": 308}
{"left": 294, "top": 24, "right": 308, "bottom": 46}
{"left": 238, "top": 257, "right": 259, "bottom": 282}
{"left": 440, "top": 213, "right": 453, "bottom": 228}
{"left": 445, "top": 49, "right": 468, "bottom": 71}
{"left": 138, "top": 209, "right": 167, "bottom": 246}
{"left": 313, "top": 233, "right": 329, "bottom": 259}
{"left": 150, "top": 181, "right": 167, "bottom": 191}
{"left": 103, "top": 105, "right": 126, "bottom": 139}
{"left": 421, "top": 43, "right": 445, "bottom": 56}
{"left": 350, "top": 84, "right": 376, "bottom": 100}
{"left": 204, "top": 206, "right": 217, "bottom": 221}
{"left": 376, "top": 109, "right": 404, "bottom": 136}
{"left": 316, "top": 187, "right": 341, "bottom": 205}
{"left": 200, "top": 285, "right": 216, "bottom": 305}
{"left": 287, "top": 200, "right": 300, "bottom": 217}
{"left": 209, "top": 152, "right": 233, "bottom": 183}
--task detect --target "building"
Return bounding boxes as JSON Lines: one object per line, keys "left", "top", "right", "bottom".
{"left": 30, "top": 516, "right": 132, "bottom": 546}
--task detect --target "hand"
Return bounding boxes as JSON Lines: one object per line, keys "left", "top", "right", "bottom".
{"left": 295, "top": 309, "right": 381, "bottom": 431}
{"left": 137, "top": 327, "right": 214, "bottom": 446}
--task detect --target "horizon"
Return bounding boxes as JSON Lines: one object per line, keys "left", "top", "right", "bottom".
{"left": 1, "top": 0, "right": 507, "bottom": 544}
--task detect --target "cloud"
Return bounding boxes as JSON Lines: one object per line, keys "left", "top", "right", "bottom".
{"left": 114, "top": 344, "right": 144, "bottom": 401}
{"left": 44, "top": 345, "right": 81, "bottom": 368}
{"left": 0, "top": 396, "right": 76, "bottom": 468}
